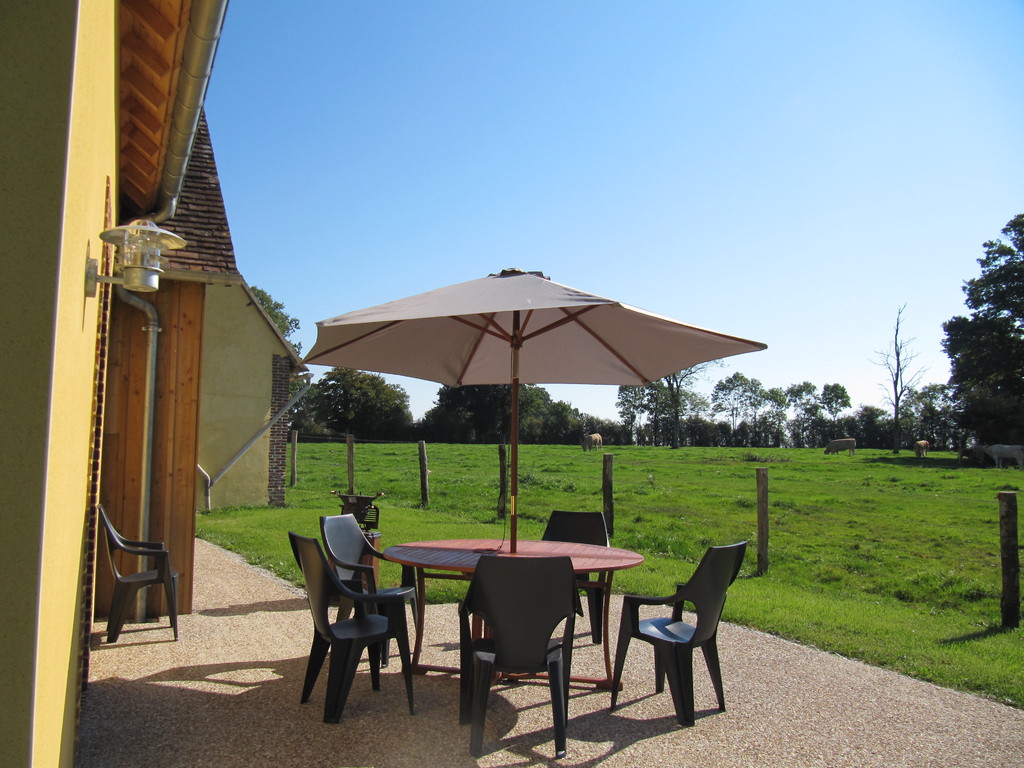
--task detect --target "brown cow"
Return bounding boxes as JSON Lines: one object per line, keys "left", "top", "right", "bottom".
{"left": 914, "top": 440, "right": 929, "bottom": 458}
{"left": 582, "top": 433, "right": 603, "bottom": 452}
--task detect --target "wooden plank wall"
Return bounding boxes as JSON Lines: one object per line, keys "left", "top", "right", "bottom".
{"left": 97, "top": 280, "right": 204, "bottom": 618}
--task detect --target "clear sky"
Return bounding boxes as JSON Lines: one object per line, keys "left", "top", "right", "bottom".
{"left": 203, "top": 0, "right": 1024, "bottom": 421}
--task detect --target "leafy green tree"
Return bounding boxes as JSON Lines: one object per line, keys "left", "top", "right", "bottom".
{"left": 819, "top": 383, "right": 851, "bottom": 422}
{"left": 942, "top": 213, "right": 1024, "bottom": 442}
{"left": 711, "top": 372, "right": 750, "bottom": 434}
{"left": 758, "top": 387, "right": 789, "bottom": 447}
{"left": 851, "top": 405, "right": 890, "bottom": 449}
{"left": 786, "top": 381, "right": 821, "bottom": 448}
{"left": 304, "top": 368, "right": 412, "bottom": 440}
{"left": 904, "top": 383, "right": 959, "bottom": 450}
{"left": 251, "top": 285, "right": 301, "bottom": 354}
{"left": 661, "top": 362, "right": 719, "bottom": 448}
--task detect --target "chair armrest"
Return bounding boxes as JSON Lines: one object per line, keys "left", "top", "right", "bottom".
{"left": 621, "top": 592, "right": 678, "bottom": 609}
{"left": 117, "top": 539, "right": 166, "bottom": 552}
{"left": 114, "top": 543, "right": 170, "bottom": 560}
{"left": 324, "top": 551, "right": 374, "bottom": 577}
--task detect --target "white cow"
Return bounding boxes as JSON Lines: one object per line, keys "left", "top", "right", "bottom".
{"left": 914, "top": 440, "right": 929, "bottom": 458}
{"left": 983, "top": 444, "right": 1024, "bottom": 468}
{"left": 824, "top": 437, "right": 856, "bottom": 456}
{"left": 582, "top": 433, "right": 603, "bottom": 452}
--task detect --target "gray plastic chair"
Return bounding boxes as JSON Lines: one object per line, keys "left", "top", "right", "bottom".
{"left": 320, "top": 513, "right": 418, "bottom": 666}
{"left": 542, "top": 510, "right": 610, "bottom": 643}
{"left": 289, "top": 532, "right": 414, "bottom": 723}
{"left": 610, "top": 542, "right": 746, "bottom": 726}
{"left": 459, "top": 555, "right": 582, "bottom": 758}
{"left": 98, "top": 505, "right": 178, "bottom": 643}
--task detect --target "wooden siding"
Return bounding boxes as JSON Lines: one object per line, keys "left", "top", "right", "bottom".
{"left": 97, "top": 280, "right": 204, "bottom": 617}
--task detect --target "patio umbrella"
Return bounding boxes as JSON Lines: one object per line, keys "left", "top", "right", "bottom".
{"left": 304, "top": 268, "right": 766, "bottom": 551}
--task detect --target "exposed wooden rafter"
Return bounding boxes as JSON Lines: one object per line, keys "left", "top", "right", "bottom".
{"left": 118, "top": 0, "right": 191, "bottom": 216}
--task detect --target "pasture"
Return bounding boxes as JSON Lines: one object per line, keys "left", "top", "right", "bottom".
{"left": 196, "top": 442, "right": 1024, "bottom": 707}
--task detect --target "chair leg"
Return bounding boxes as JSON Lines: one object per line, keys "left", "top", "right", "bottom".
{"left": 106, "top": 582, "right": 141, "bottom": 643}
{"left": 661, "top": 644, "right": 696, "bottom": 726}
{"left": 585, "top": 586, "right": 603, "bottom": 644}
{"left": 547, "top": 654, "right": 568, "bottom": 759}
{"left": 164, "top": 571, "right": 179, "bottom": 640}
{"left": 301, "top": 635, "right": 330, "bottom": 703}
{"left": 609, "top": 628, "right": 632, "bottom": 710}
{"left": 392, "top": 614, "right": 415, "bottom": 715}
{"left": 324, "top": 638, "right": 360, "bottom": 724}
{"left": 654, "top": 647, "right": 665, "bottom": 693}
{"left": 469, "top": 655, "right": 493, "bottom": 757}
{"left": 367, "top": 641, "right": 382, "bottom": 691}
{"left": 702, "top": 639, "right": 726, "bottom": 711}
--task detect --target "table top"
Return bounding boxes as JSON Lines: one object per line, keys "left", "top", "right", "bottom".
{"left": 383, "top": 538, "right": 644, "bottom": 574}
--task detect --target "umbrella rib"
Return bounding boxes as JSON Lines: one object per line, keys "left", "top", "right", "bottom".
{"left": 452, "top": 314, "right": 512, "bottom": 342}
{"left": 556, "top": 307, "right": 650, "bottom": 383}
{"left": 453, "top": 315, "right": 497, "bottom": 385}
{"left": 307, "top": 320, "right": 404, "bottom": 361}
{"left": 520, "top": 305, "right": 599, "bottom": 342}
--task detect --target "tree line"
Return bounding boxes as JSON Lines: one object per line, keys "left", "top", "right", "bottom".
{"left": 259, "top": 212, "right": 1024, "bottom": 452}
{"left": 285, "top": 365, "right": 958, "bottom": 450}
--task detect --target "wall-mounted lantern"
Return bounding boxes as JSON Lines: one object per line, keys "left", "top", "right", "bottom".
{"left": 86, "top": 219, "right": 186, "bottom": 297}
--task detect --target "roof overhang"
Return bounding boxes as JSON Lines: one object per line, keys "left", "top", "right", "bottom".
{"left": 118, "top": 0, "right": 229, "bottom": 221}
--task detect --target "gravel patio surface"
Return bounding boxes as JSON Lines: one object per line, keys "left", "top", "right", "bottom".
{"left": 79, "top": 538, "right": 1024, "bottom": 767}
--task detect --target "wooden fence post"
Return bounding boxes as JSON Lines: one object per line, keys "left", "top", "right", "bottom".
{"left": 998, "top": 491, "right": 1020, "bottom": 628}
{"left": 603, "top": 453, "right": 614, "bottom": 537}
{"left": 497, "top": 443, "right": 508, "bottom": 519}
{"left": 419, "top": 441, "right": 430, "bottom": 507}
{"left": 756, "top": 467, "right": 769, "bottom": 575}
{"left": 346, "top": 434, "right": 355, "bottom": 494}
{"left": 289, "top": 430, "right": 298, "bottom": 487}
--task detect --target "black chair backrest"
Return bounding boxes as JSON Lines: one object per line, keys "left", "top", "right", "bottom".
{"left": 320, "top": 514, "right": 368, "bottom": 581}
{"left": 98, "top": 506, "right": 134, "bottom": 579}
{"left": 682, "top": 542, "right": 747, "bottom": 645}
{"left": 542, "top": 510, "right": 608, "bottom": 547}
{"left": 464, "top": 555, "right": 579, "bottom": 673}
{"left": 290, "top": 532, "right": 341, "bottom": 641}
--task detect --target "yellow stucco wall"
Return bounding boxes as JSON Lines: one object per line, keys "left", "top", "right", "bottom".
{"left": 198, "top": 284, "right": 288, "bottom": 508}
{"left": 0, "top": 2, "right": 116, "bottom": 767}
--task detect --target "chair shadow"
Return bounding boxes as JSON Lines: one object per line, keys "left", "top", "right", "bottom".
{"left": 81, "top": 655, "right": 471, "bottom": 768}
{"left": 474, "top": 687, "right": 710, "bottom": 765}
{"left": 197, "top": 597, "right": 308, "bottom": 617}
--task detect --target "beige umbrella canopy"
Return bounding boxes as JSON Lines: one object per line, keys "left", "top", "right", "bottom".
{"left": 305, "top": 268, "right": 767, "bottom": 550}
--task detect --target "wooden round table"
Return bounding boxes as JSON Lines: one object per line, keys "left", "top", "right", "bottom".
{"left": 384, "top": 538, "right": 644, "bottom": 687}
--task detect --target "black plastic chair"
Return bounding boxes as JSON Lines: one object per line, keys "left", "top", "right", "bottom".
{"left": 98, "top": 505, "right": 178, "bottom": 643}
{"left": 542, "top": 510, "right": 610, "bottom": 644}
{"left": 610, "top": 541, "right": 746, "bottom": 726}
{"left": 289, "top": 532, "right": 415, "bottom": 723}
{"left": 320, "top": 513, "right": 418, "bottom": 667}
{"left": 459, "top": 555, "right": 582, "bottom": 759}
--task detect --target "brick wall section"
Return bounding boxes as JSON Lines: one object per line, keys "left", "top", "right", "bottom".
{"left": 269, "top": 355, "right": 293, "bottom": 506}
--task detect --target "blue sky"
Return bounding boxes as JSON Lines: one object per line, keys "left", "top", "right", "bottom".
{"left": 204, "top": 0, "right": 1024, "bottom": 421}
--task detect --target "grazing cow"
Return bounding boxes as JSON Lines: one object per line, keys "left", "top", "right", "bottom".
{"left": 582, "top": 433, "right": 603, "bottom": 452}
{"left": 914, "top": 440, "right": 929, "bottom": 458}
{"left": 824, "top": 437, "right": 856, "bottom": 456}
{"left": 983, "top": 444, "right": 1024, "bottom": 469}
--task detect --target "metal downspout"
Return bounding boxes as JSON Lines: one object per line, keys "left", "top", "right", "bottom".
{"left": 115, "top": 286, "right": 160, "bottom": 540}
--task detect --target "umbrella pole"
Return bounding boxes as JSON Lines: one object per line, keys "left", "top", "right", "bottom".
{"left": 510, "top": 313, "right": 521, "bottom": 553}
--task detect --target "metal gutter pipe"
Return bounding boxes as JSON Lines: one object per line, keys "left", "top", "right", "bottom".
{"left": 153, "top": 0, "right": 231, "bottom": 223}
{"left": 208, "top": 374, "right": 313, "bottom": 495}
{"left": 114, "top": 286, "right": 160, "bottom": 541}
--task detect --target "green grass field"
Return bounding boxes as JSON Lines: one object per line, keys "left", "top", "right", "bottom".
{"left": 196, "top": 442, "right": 1024, "bottom": 707}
